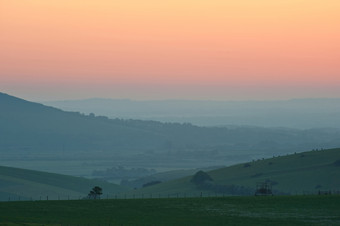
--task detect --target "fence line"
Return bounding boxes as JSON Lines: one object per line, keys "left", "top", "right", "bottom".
{"left": 2, "top": 190, "right": 340, "bottom": 202}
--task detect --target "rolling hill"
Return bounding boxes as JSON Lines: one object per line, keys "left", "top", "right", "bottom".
{"left": 134, "top": 148, "right": 340, "bottom": 196}
{"left": 0, "top": 92, "right": 167, "bottom": 153}
{"left": 0, "top": 165, "right": 127, "bottom": 201}
{"left": 1, "top": 92, "right": 340, "bottom": 175}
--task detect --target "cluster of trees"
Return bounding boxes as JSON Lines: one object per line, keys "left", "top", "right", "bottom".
{"left": 191, "top": 171, "right": 253, "bottom": 195}
{"left": 190, "top": 171, "right": 288, "bottom": 195}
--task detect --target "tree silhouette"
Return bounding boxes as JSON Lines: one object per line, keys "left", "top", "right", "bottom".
{"left": 88, "top": 186, "right": 103, "bottom": 199}
{"left": 191, "top": 171, "right": 213, "bottom": 185}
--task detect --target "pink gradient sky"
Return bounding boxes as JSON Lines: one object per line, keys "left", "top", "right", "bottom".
{"left": 1, "top": 0, "right": 339, "bottom": 101}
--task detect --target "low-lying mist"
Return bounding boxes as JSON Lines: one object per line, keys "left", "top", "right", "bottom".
{"left": 44, "top": 98, "right": 340, "bottom": 129}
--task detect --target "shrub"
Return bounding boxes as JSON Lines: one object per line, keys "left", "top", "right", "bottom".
{"left": 191, "top": 171, "right": 213, "bottom": 185}
{"left": 243, "top": 163, "right": 251, "bottom": 168}
{"left": 333, "top": 159, "right": 340, "bottom": 167}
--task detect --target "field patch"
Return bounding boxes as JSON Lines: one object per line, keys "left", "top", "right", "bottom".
{"left": 0, "top": 195, "right": 339, "bottom": 225}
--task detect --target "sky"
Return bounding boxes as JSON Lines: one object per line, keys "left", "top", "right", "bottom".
{"left": 0, "top": 0, "right": 339, "bottom": 101}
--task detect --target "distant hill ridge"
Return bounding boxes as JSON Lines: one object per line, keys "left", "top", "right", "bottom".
{"left": 44, "top": 97, "right": 340, "bottom": 128}
{"left": 1, "top": 92, "right": 340, "bottom": 161}
{"left": 0, "top": 92, "right": 168, "bottom": 153}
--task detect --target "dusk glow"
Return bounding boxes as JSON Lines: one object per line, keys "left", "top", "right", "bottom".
{"left": 1, "top": 0, "right": 339, "bottom": 100}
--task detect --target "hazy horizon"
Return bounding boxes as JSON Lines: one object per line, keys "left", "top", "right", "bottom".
{"left": 42, "top": 96, "right": 340, "bottom": 129}
{"left": 2, "top": 89, "right": 340, "bottom": 103}
{"left": 1, "top": 0, "right": 339, "bottom": 101}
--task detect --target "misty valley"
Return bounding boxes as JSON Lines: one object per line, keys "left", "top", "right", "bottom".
{"left": 1, "top": 92, "right": 340, "bottom": 190}
{"left": 1, "top": 92, "right": 340, "bottom": 225}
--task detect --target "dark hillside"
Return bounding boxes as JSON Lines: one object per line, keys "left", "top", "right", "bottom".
{"left": 1, "top": 92, "right": 340, "bottom": 163}
{"left": 0, "top": 92, "right": 167, "bottom": 153}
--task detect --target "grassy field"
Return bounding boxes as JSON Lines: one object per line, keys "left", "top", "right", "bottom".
{"left": 0, "top": 166, "right": 126, "bottom": 201}
{"left": 0, "top": 195, "right": 339, "bottom": 225}
{"left": 1, "top": 148, "right": 339, "bottom": 201}
{"left": 138, "top": 148, "right": 340, "bottom": 195}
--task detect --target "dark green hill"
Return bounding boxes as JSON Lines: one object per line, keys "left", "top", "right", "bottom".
{"left": 0, "top": 165, "right": 127, "bottom": 201}
{"left": 120, "top": 166, "right": 221, "bottom": 189}
{"left": 0, "top": 92, "right": 167, "bottom": 153}
{"left": 136, "top": 148, "right": 340, "bottom": 195}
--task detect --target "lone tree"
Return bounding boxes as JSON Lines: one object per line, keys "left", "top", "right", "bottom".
{"left": 88, "top": 186, "right": 103, "bottom": 199}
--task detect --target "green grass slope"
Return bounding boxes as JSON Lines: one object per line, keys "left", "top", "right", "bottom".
{"left": 121, "top": 166, "right": 221, "bottom": 188}
{"left": 137, "top": 148, "right": 340, "bottom": 195}
{"left": 0, "top": 196, "right": 340, "bottom": 225}
{"left": 0, "top": 166, "right": 127, "bottom": 201}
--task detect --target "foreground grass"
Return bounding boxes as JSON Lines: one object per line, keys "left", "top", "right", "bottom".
{"left": 0, "top": 195, "right": 339, "bottom": 225}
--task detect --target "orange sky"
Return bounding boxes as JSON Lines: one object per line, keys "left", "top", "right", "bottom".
{"left": 0, "top": 0, "right": 339, "bottom": 100}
